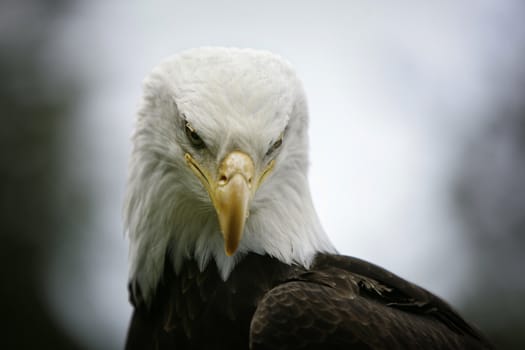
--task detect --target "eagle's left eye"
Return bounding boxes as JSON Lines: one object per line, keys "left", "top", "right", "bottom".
{"left": 266, "top": 136, "right": 283, "bottom": 157}
{"left": 185, "top": 123, "right": 205, "bottom": 149}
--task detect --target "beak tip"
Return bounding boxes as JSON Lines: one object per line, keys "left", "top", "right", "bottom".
{"left": 225, "top": 246, "right": 237, "bottom": 256}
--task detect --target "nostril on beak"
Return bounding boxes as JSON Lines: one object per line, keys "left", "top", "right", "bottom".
{"left": 219, "top": 174, "right": 228, "bottom": 185}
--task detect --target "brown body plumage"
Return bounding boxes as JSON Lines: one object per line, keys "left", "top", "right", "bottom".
{"left": 125, "top": 253, "right": 491, "bottom": 349}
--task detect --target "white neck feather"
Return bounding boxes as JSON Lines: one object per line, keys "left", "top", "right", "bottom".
{"left": 125, "top": 154, "right": 336, "bottom": 303}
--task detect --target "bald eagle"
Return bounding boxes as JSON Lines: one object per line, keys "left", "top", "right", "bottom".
{"left": 124, "top": 48, "right": 491, "bottom": 349}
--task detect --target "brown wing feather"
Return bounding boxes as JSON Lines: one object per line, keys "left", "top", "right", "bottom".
{"left": 250, "top": 254, "right": 492, "bottom": 350}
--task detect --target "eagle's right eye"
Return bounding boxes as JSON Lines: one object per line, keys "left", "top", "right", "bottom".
{"left": 266, "top": 135, "right": 283, "bottom": 157}
{"left": 185, "top": 123, "right": 205, "bottom": 149}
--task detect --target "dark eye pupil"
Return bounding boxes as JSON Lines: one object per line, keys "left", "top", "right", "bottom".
{"left": 267, "top": 138, "right": 282, "bottom": 156}
{"left": 190, "top": 131, "right": 200, "bottom": 142}
{"left": 185, "top": 123, "right": 205, "bottom": 148}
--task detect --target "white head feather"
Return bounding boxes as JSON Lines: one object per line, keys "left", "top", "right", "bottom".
{"left": 125, "top": 47, "right": 336, "bottom": 302}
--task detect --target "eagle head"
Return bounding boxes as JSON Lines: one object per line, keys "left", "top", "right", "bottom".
{"left": 124, "top": 48, "right": 335, "bottom": 301}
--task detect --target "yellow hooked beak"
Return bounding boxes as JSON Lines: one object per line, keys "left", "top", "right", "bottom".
{"left": 185, "top": 151, "right": 275, "bottom": 256}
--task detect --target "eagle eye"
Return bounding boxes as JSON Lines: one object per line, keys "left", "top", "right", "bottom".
{"left": 185, "top": 123, "right": 205, "bottom": 149}
{"left": 266, "top": 136, "right": 283, "bottom": 157}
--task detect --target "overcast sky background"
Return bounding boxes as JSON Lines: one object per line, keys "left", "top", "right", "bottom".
{"left": 27, "top": 1, "right": 525, "bottom": 349}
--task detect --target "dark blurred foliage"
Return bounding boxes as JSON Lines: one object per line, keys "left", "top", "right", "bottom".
{"left": 0, "top": 0, "right": 85, "bottom": 349}
{"left": 454, "top": 83, "right": 525, "bottom": 349}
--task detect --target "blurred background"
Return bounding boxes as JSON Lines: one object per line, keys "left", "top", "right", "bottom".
{"left": 1, "top": 0, "right": 524, "bottom": 349}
